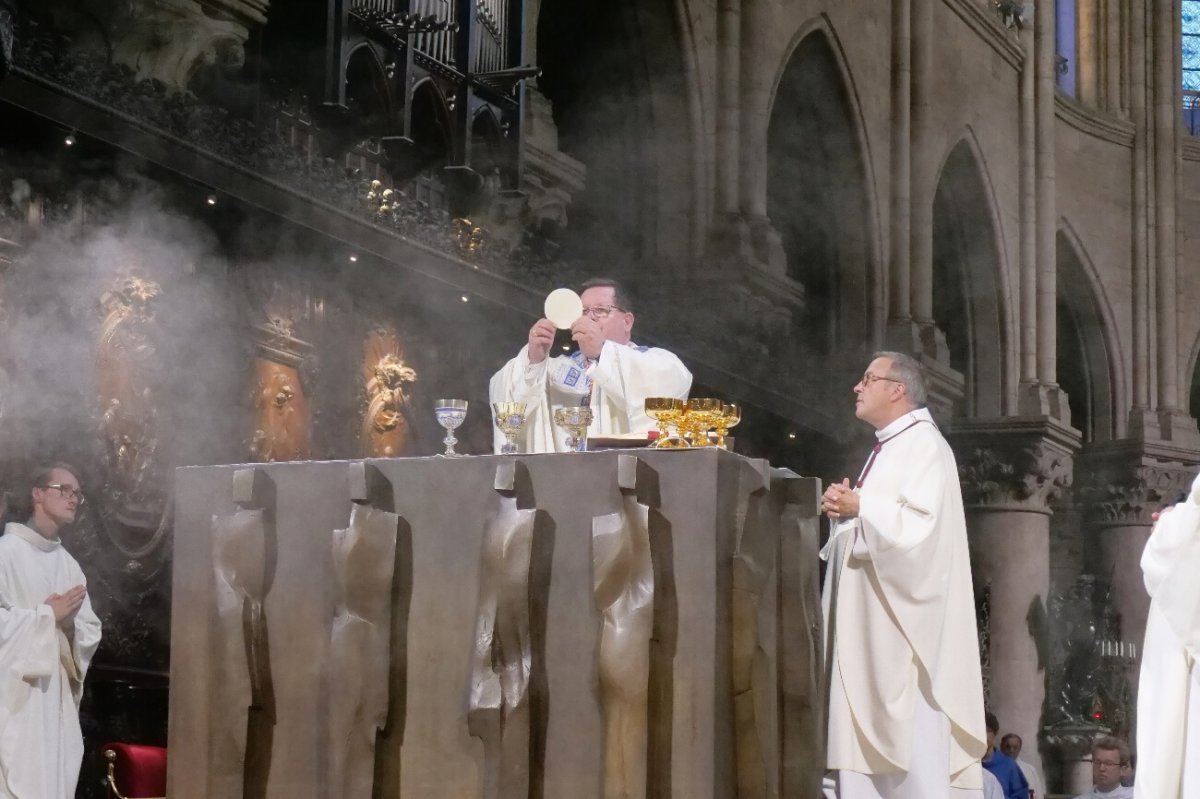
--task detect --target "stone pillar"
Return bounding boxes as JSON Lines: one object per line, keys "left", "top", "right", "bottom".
{"left": 1074, "top": 443, "right": 1199, "bottom": 712}
{"left": 950, "top": 417, "right": 1080, "bottom": 778}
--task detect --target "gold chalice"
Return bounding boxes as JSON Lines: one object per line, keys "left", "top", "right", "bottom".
{"left": 715, "top": 403, "right": 741, "bottom": 450}
{"left": 686, "top": 398, "right": 723, "bottom": 447}
{"left": 645, "top": 397, "right": 687, "bottom": 448}
{"left": 553, "top": 406, "right": 594, "bottom": 452}
{"left": 492, "top": 401, "right": 528, "bottom": 455}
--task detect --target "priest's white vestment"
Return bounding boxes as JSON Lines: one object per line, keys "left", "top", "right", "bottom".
{"left": 1134, "top": 472, "right": 1200, "bottom": 799}
{"left": 0, "top": 522, "right": 102, "bottom": 799}
{"left": 822, "top": 408, "right": 986, "bottom": 798}
{"left": 488, "top": 339, "right": 691, "bottom": 453}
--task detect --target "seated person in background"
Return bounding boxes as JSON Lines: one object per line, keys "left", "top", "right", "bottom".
{"left": 982, "top": 712, "right": 1030, "bottom": 799}
{"left": 1074, "top": 736, "right": 1133, "bottom": 799}
{"left": 488, "top": 278, "right": 691, "bottom": 453}
{"left": 1000, "top": 732, "right": 1045, "bottom": 798}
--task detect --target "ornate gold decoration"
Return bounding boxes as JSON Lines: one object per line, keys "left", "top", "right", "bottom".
{"left": 95, "top": 273, "right": 170, "bottom": 535}
{"left": 360, "top": 328, "right": 417, "bottom": 457}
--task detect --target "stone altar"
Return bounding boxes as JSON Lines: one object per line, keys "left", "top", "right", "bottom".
{"left": 167, "top": 449, "right": 823, "bottom": 798}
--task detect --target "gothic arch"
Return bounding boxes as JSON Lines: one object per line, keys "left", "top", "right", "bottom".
{"left": 1055, "top": 222, "right": 1123, "bottom": 442}
{"left": 930, "top": 132, "right": 1011, "bottom": 417}
{"left": 536, "top": 0, "right": 696, "bottom": 267}
{"left": 344, "top": 43, "right": 393, "bottom": 131}
{"left": 766, "top": 22, "right": 876, "bottom": 359}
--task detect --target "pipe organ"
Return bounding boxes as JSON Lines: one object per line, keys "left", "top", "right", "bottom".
{"left": 324, "top": 0, "right": 534, "bottom": 213}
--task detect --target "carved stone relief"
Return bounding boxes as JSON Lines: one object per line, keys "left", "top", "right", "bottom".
{"left": 950, "top": 421, "right": 1080, "bottom": 512}
{"left": 1073, "top": 447, "right": 1197, "bottom": 526}
{"left": 467, "top": 460, "right": 542, "bottom": 799}
{"left": 210, "top": 467, "right": 277, "bottom": 799}
{"left": 592, "top": 455, "right": 656, "bottom": 799}
{"left": 731, "top": 460, "right": 778, "bottom": 799}
{"left": 328, "top": 463, "right": 400, "bottom": 798}
{"left": 360, "top": 327, "right": 417, "bottom": 458}
{"left": 57, "top": 0, "right": 269, "bottom": 92}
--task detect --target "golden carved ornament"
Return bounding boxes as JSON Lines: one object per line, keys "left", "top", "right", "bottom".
{"left": 360, "top": 328, "right": 417, "bottom": 457}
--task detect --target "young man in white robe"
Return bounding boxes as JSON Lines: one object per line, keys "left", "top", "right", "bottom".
{"left": 820, "top": 351, "right": 987, "bottom": 798}
{"left": 1133, "top": 472, "right": 1200, "bottom": 799}
{"left": 488, "top": 278, "right": 692, "bottom": 453}
{"left": 0, "top": 463, "right": 102, "bottom": 799}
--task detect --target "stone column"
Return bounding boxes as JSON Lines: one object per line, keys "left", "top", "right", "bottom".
{"left": 1074, "top": 443, "right": 1199, "bottom": 712}
{"left": 949, "top": 417, "right": 1080, "bottom": 778}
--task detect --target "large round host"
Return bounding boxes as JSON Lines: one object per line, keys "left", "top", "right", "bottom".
{"left": 544, "top": 288, "right": 584, "bottom": 330}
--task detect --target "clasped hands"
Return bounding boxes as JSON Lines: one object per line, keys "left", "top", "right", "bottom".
{"left": 527, "top": 317, "right": 606, "bottom": 364}
{"left": 45, "top": 584, "right": 86, "bottom": 628}
{"left": 822, "top": 478, "right": 860, "bottom": 520}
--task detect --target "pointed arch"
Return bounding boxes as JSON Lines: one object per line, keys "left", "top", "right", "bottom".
{"left": 766, "top": 20, "right": 879, "bottom": 359}
{"left": 930, "top": 130, "right": 1013, "bottom": 417}
{"left": 1055, "top": 221, "right": 1124, "bottom": 441}
{"left": 536, "top": 0, "right": 696, "bottom": 266}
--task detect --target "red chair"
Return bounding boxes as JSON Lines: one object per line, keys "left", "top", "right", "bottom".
{"left": 101, "top": 742, "right": 167, "bottom": 799}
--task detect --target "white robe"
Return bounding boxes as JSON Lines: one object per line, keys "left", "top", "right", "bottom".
{"left": 822, "top": 408, "right": 986, "bottom": 796}
{"left": 1016, "top": 758, "right": 1046, "bottom": 798}
{"left": 0, "top": 522, "right": 102, "bottom": 799}
{"left": 1134, "top": 472, "right": 1200, "bottom": 799}
{"left": 488, "top": 339, "right": 692, "bottom": 453}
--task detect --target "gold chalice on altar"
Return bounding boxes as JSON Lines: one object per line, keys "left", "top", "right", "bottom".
{"left": 553, "top": 406, "right": 594, "bottom": 452}
{"left": 686, "top": 398, "right": 723, "bottom": 446}
{"left": 715, "top": 403, "right": 741, "bottom": 450}
{"left": 645, "top": 397, "right": 687, "bottom": 448}
{"left": 492, "top": 402, "right": 528, "bottom": 455}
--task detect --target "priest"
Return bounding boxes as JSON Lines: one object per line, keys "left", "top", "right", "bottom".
{"left": 488, "top": 278, "right": 691, "bottom": 453}
{"left": 820, "top": 351, "right": 986, "bottom": 798}
{"left": 0, "top": 463, "right": 102, "bottom": 799}
{"left": 1134, "top": 472, "right": 1200, "bottom": 798}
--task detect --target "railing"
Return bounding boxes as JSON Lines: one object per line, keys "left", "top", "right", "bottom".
{"left": 1184, "top": 89, "right": 1200, "bottom": 136}
{"left": 472, "top": 0, "right": 509, "bottom": 73}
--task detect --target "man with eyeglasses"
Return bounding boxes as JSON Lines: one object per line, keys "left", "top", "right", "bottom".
{"left": 1072, "top": 737, "right": 1133, "bottom": 798}
{"left": 1133, "top": 469, "right": 1200, "bottom": 799}
{"left": 819, "top": 351, "right": 986, "bottom": 798}
{"left": 0, "top": 463, "right": 102, "bottom": 798}
{"left": 489, "top": 277, "right": 692, "bottom": 453}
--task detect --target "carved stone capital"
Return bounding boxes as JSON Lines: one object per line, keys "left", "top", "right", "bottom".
{"left": 949, "top": 417, "right": 1081, "bottom": 512}
{"left": 1073, "top": 440, "right": 1200, "bottom": 526}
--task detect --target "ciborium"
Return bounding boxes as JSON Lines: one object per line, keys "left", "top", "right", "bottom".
{"left": 686, "top": 398, "right": 723, "bottom": 446}
{"left": 645, "top": 397, "right": 687, "bottom": 448}
{"left": 433, "top": 398, "right": 468, "bottom": 456}
{"left": 492, "top": 401, "right": 528, "bottom": 455}
{"left": 715, "top": 403, "right": 741, "bottom": 450}
{"left": 553, "top": 406, "right": 594, "bottom": 452}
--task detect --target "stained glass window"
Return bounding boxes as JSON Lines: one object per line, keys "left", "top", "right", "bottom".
{"left": 1185, "top": 0, "right": 1200, "bottom": 91}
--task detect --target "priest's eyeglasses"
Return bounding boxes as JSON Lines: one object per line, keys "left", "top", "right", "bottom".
{"left": 1092, "top": 758, "right": 1125, "bottom": 769}
{"left": 581, "top": 305, "right": 627, "bottom": 320}
{"left": 40, "top": 484, "right": 85, "bottom": 504}
{"left": 859, "top": 372, "right": 902, "bottom": 387}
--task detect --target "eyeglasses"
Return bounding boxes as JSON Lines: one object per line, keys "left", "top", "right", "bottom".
{"left": 581, "top": 306, "right": 627, "bottom": 320}
{"left": 859, "top": 372, "right": 902, "bottom": 387}
{"left": 1092, "top": 759, "right": 1126, "bottom": 768}
{"left": 40, "top": 484, "right": 85, "bottom": 504}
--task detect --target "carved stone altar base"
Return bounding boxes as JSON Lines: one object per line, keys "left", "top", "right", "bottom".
{"left": 168, "top": 449, "right": 824, "bottom": 798}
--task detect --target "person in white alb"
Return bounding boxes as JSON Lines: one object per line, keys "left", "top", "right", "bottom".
{"left": 1133, "top": 472, "right": 1200, "bottom": 799}
{"left": 488, "top": 278, "right": 692, "bottom": 453}
{"left": 820, "top": 351, "right": 987, "bottom": 798}
{"left": 0, "top": 463, "right": 102, "bottom": 799}
{"left": 1000, "top": 733, "right": 1045, "bottom": 798}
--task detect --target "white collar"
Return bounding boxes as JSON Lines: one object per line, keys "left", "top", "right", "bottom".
{"left": 875, "top": 407, "right": 935, "bottom": 441}
{"left": 4, "top": 522, "right": 62, "bottom": 552}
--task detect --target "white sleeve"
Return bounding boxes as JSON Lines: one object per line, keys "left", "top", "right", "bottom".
{"left": 587, "top": 342, "right": 691, "bottom": 430}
